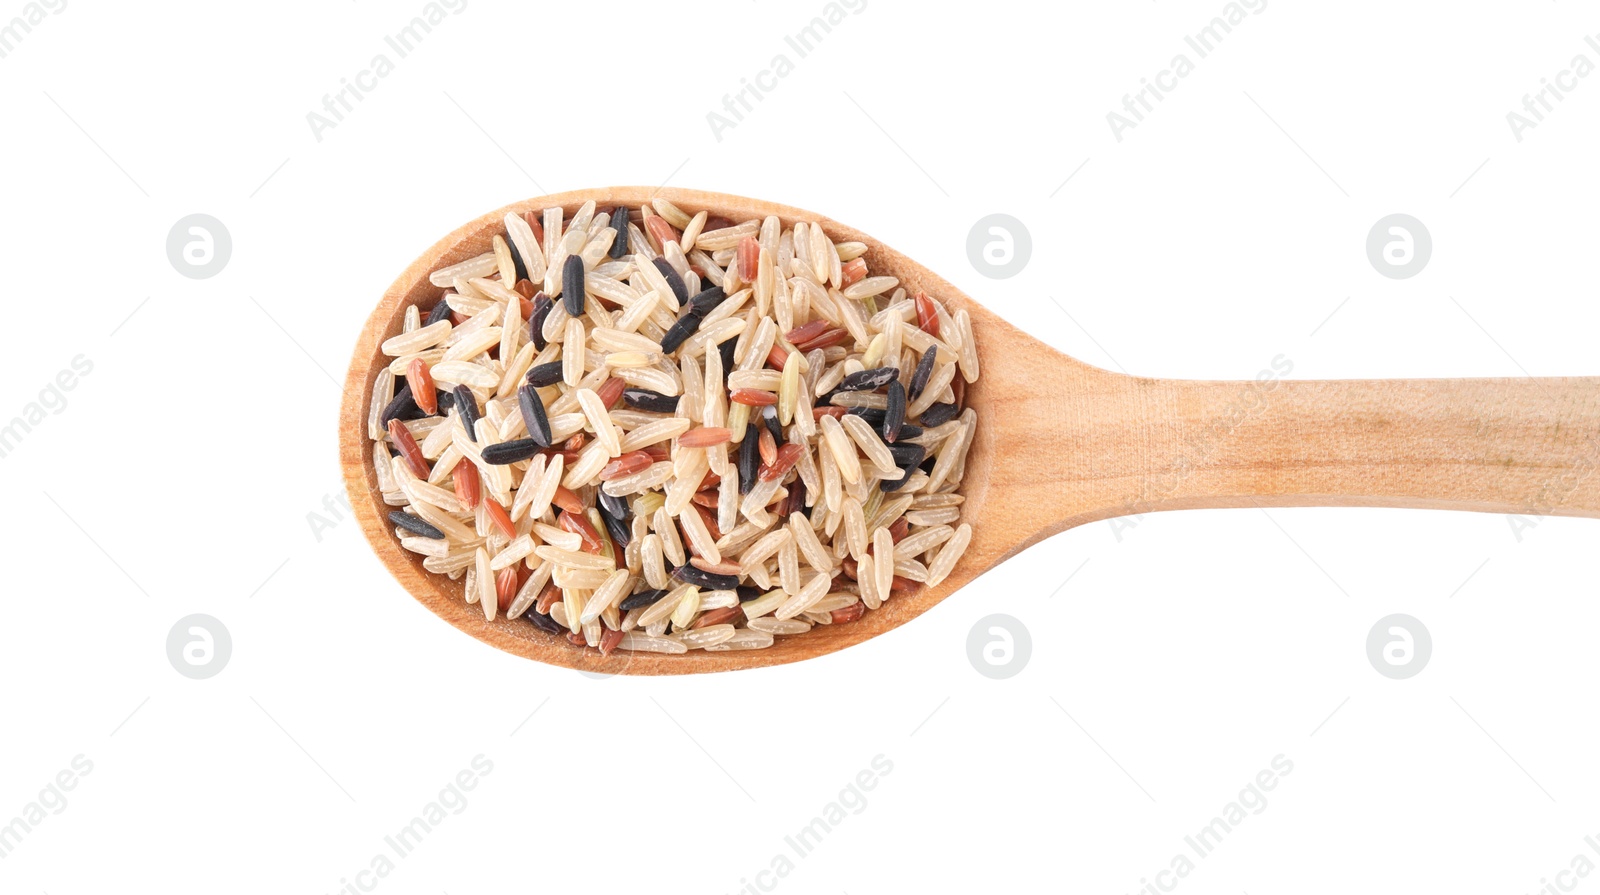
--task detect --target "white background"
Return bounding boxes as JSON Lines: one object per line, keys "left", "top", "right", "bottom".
{"left": 2, "top": 1, "right": 1598, "bottom": 893}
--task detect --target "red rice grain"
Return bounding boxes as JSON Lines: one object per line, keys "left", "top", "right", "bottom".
{"left": 729, "top": 389, "right": 777, "bottom": 407}
{"left": 914, "top": 291, "right": 940, "bottom": 337}
{"left": 552, "top": 485, "right": 585, "bottom": 515}
{"left": 646, "top": 216, "right": 679, "bottom": 251}
{"left": 795, "top": 327, "right": 849, "bottom": 352}
{"left": 690, "top": 557, "right": 742, "bottom": 577}
{"left": 785, "top": 320, "right": 831, "bottom": 345}
{"left": 759, "top": 443, "right": 805, "bottom": 481}
{"left": 535, "top": 580, "right": 562, "bottom": 614}
{"left": 599, "top": 451, "right": 654, "bottom": 481}
{"left": 405, "top": 358, "right": 437, "bottom": 414}
{"left": 889, "top": 516, "right": 909, "bottom": 543}
{"left": 737, "top": 236, "right": 759, "bottom": 280}
{"left": 766, "top": 343, "right": 789, "bottom": 370}
{"left": 840, "top": 257, "right": 867, "bottom": 288}
{"left": 694, "top": 503, "right": 723, "bottom": 540}
{"left": 694, "top": 606, "right": 745, "bottom": 628}
{"left": 831, "top": 602, "right": 866, "bottom": 624}
{"left": 453, "top": 463, "right": 481, "bottom": 510}
{"left": 495, "top": 566, "right": 518, "bottom": 611}
{"left": 596, "top": 376, "right": 626, "bottom": 409}
{"left": 560, "top": 510, "right": 603, "bottom": 551}
{"left": 679, "top": 427, "right": 733, "bottom": 447}
{"left": 484, "top": 499, "right": 516, "bottom": 540}
{"left": 387, "top": 418, "right": 430, "bottom": 479}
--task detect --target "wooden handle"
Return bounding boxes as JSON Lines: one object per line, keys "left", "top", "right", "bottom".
{"left": 970, "top": 355, "right": 1600, "bottom": 560}
{"left": 1129, "top": 375, "right": 1600, "bottom": 518}
{"left": 906, "top": 316, "right": 1599, "bottom": 566}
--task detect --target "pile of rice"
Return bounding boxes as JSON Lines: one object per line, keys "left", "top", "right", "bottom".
{"left": 368, "top": 197, "right": 978, "bottom": 655}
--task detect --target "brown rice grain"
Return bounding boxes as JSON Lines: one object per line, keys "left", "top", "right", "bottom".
{"left": 676, "top": 624, "right": 737, "bottom": 649}
{"left": 778, "top": 537, "right": 800, "bottom": 595}
{"left": 926, "top": 523, "right": 971, "bottom": 587}
{"left": 872, "top": 527, "right": 896, "bottom": 601}
{"left": 382, "top": 320, "right": 452, "bottom": 356}
{"left": 669, "top": 585, "right": 702, "bottom": 629}
{"left": 857, "top": 553, "right": 882, "bottom": 610}
{"left": 774, "top": 572, "right": 831, "bottom": 620}
{"left": 617, "top": 632, "right": 689, "bottom": 654}
{"left": 650, "top": 197, "right": 692, "bottom": 230}
{"left": 905, "top": 507, "right": 963, "bottom": 527}
{"left": 475, "top": 548, "right": 496, "bottom": 620}
{"left": 819, "top": 415, "right": 863, "bottom": 485}
{"left": 704, "top": 628, "right": 776, "bottom": 650}
{"left": 747, "top": 616, "right": 810, "bottom": 635}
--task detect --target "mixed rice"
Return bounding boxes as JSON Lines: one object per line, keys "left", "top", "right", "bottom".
{"left": 368, "top": 197, "right": 978, "bottom": 655}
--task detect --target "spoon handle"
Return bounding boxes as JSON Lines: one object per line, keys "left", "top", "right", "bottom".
{"left": 1133, "top": 375, "right": 1600, "bottom": 518}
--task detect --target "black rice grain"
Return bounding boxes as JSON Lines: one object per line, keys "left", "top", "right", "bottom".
{"left": 623, "top": 388, "right": 680, "bottom": 413}
{"left": 603, "top": 512, "right": 631, "bottom": 549}
{"left": 562, "top": 254, "right": 586, "bottom": 317}
{"left": 685, "top": 285, "right": 727, "bottom": 317}
{"left": 481, "top": 438, "right": 543, "bottom": 465}
{"left": 790, "top": 478, "right": 810, "bottom": 518}
{"left": 882, "top": 380, "right": 906, "bottom": 443}
{"left": 658, "top": 312, "right": 702, "bottom": 354}
{"left": 738, "top": 429, "right": 760, "bottom": 494}
{"left": 908, "top": 348, "right": 936, "bottom": 401}
{"left": 847, "top": 406, "right": 888, "bottom": 427}
{"left": 920, "top": 401, "right": 960, "bottom": 427}
{"left": 717, "top": 336, "right": 738, "bottom": 374}
{"left": 672, "top": 564, "right": 739, "bottom": 590}
{"left": 880, "top": 465, "right": 915, "bottom": 492}
{"left": 736, "top": 585, "right": 763, "bottom": 602}
{"left": 526, "top": 361, "right": 564, "bottom": 388}
{"left": 506, "top": 233, "right": 529, "bottom": 282}
{"left": 426, "top": 299, "right": 454, "bottom": 326}
{"left": 887, "top": 443, "right": 926, "bottom": 469}
{"left": 883, "top": 444, "right": 928, "bottom": 494}
{"left": 620, "top": 588, "right": 669, "bottom": 611}
{"left": 381, "top": 383, "right": 423, "bottom": 426}
{"left": 652, "top": 258, "right": 689, "bottom": 307}
{"left": 519, "top": 384, "right": 552, "bottom": 447}
{"left": 453, "top": 384, "right": 479, "bottom": 440}
{"left": 528, "top": 293, "right": 552, "bottom": 350}
{"left": 608, "top": 206, "right": 630, "bottom": 259}
{"left": 838, "top": 367, "right": 898, "bottom": 392}
{"left": 762, "top": 405, "right": 783, "bottom": 445}
{"left": 525, "top": 609, "right": 565, "bottom": 635}
{"left": 389, "top": 511, "right": 445, "bottom": 540}
{"left": 598, "top": 489, "right": 629, "bottom": 521}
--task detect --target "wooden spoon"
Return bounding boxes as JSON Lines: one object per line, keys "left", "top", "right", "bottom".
{"left": 339, "top": 187, "right": 1600, "bottom": 675}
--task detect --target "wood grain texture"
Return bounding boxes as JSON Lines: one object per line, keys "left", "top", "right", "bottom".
{"left": 339, "top": 187, "right": 1600, "bottom": 675}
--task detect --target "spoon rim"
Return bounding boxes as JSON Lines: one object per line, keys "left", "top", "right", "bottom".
{"left": 338, "top": 186, "right": 999, "bottom": 675}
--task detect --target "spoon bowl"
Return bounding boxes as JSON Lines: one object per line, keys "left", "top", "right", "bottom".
{"left": 340, "top": 187, "right": 1600, "bottom": 675}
